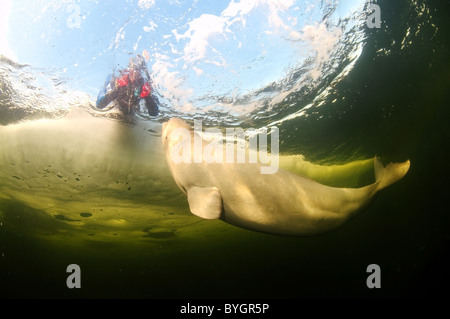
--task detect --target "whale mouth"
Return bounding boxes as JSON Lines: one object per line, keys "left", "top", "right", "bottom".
{"left": 161, "top": 122, "right": 168, "bottom": 141}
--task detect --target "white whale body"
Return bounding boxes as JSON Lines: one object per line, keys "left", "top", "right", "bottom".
{"left": 162, "top": 118, "right": 410, "bottom": 236}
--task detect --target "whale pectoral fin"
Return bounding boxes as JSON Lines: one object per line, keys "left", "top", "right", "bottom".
{"left": 187, "top": 186, "right": 223, "bottom": 220}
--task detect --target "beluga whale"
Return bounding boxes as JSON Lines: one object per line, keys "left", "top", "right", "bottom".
{"left": 161, "top": 118, "right": 410, "bottom": 236}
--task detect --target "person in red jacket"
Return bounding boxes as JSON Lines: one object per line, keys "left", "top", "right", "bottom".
{"left": 96, "top": 55, "right": 159, "bottom": 116}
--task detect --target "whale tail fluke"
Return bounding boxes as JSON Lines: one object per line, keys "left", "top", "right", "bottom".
{"left": 374, "top": 157, "right": 410, "bottom": 192}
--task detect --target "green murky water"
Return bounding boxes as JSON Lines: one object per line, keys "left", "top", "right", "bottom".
{"left": 1, "top": 0, "right": 449, "bottom": 299}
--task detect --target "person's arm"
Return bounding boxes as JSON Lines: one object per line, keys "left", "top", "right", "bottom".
{"left": 144, "top": 95, "right": 159, "bottom": 116}
{"left": 96, "top": 88, "right": 119, "bottom": 109}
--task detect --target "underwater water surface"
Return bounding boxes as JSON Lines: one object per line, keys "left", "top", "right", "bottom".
{"left": 0, "top": 0, "right": 449, "bottom": 299}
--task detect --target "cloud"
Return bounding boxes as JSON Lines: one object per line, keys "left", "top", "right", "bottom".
{"left": 138, "top": 0, "right": 155, "bottom": 10}
{"left": 143, "top": 21, "right": 158, "bottom": 32}
{"left": 222, "top": 0, "right": 298, "bottom": 39}
{"left": 151, "top": 53, "right": 194, "bottom": 108}
{"left": 265, "top": 0, "right": 301, "bottom": 40}
{"left": 193, "top": 66, "right": 204, "bottom": 76}
{"left": 300, "top": 22, "right": 342, "bottom": 79}
{"left": 173, "top": 0, "right": 299, "bottom": 67}
{"left": 174, "top": 14, "right": 227, "bottom": 64}
{"left": 222, "top": 0, "right": 258, "bottom": 17}
{"left": 264, "top": 22, "right": 344, "bottom": 108}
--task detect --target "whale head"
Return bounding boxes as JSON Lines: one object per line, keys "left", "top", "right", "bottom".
{"left": 162, "top": 118, "right": 192, "bottom": 153}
